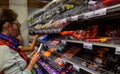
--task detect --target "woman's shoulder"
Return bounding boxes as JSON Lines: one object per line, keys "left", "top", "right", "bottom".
{"left": 0, "top": 45, "right": 17, "bottom": 54}
{"left": 0, "top": 45, "right": 13, "bottom": 55}
{"left": 0, "top": 45, "right": 10, "bottom": 51}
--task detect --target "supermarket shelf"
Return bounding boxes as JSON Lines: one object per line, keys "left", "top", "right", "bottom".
{"left": 64, "top": 40, "right": 120, "bottom": 49}
{"left": 70, "top": 3, "right": 120, "bottom": 20}
{"left": 63, "top": 58, "right": 98, "bottom": 74}
{"left": 63, "top": 57, "right": 113, "bottom": 74}
{"left": 33, "top": 28, "right": 62, "bottom": 34}
{"left": 107, "top": 3, "right": 120, "bottom": 13}
{"left": 29, "top": 21, "right": 42, "bottom": 28}
{"left": 29, "top": 4, "right": 120, "bottom": 31}
{"left": 58, "top": 3, "right": 120, "bottom": 22}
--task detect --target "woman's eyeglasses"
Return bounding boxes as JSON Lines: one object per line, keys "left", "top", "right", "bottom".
{"left": 12, "top": 23, "right": 21, "bottom": 27}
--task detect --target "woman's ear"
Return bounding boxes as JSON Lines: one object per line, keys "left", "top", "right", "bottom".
{"left": 3, "top": 22, "right": 11, "bottom": 31}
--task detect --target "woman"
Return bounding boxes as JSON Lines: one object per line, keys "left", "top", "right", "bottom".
{"left": 14, "top": 22, "right": 39, "bottom": 52}
{"left": 0, "top": 8, "right": 40, "bottom": 74}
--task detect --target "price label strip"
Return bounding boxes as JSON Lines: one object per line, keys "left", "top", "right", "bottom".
{"left": 61, "top": 18, "right": 67, "bottom": 23}
{"left": 94, "top": 8, "right": 107, "bottom": 17}
{"left": 84, "top": 11, "right": 94, "bottom": 19}
{"left": 115, "top": 47, "right": 120, "bottom": 55}
{"left": 61, "top": 40, "right": 66, "bottom": 45}
{"left": 71, "top": 15, "right": 78, "bottom": 21}
{"left": 73, "top": 65, "right": 80, "bottom": 71}
{"left": 34, "top": 31, "right": 38, "bottom": 33}
{"left": 83, "top": 43, "right": 93, "bottom": 50}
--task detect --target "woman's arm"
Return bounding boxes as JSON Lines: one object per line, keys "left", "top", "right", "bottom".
{"left": 20, "top": 34, "right": 39, "bottom": 51}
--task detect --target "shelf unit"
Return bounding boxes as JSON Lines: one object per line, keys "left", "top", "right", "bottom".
{"left": 63, "top": 57, "right": 113, "bottom": 74}
{"left": 61, "top": 39, "right": 120, "bottom": 57}
{"left": 29, "top": 2, "right": 120, "bottom": 74}
{"left": 59, "top": 3, "right": 120, "bottom": 23}
{"left": 29, "top": 4, "right": 120, "bottom": 34}
{"left": 29, "top": 0, "right": 82, "bottom": 27}
{"left": 65, "top": 39, "right": 120, "bottom": 49}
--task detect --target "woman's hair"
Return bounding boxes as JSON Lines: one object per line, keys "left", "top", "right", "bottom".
{"left": 0, "top": 8, "right": 18, "bottom": 32}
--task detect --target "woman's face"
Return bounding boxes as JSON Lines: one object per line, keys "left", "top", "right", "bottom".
{"left": 10, "top": 20, "right": 20, "bottom": 37}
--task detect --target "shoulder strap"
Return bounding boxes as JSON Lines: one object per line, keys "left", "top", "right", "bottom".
{"left": 0, "top": 35, "right": 29, "bottom": 63}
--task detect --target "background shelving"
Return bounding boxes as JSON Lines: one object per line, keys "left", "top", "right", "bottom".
{"left": 29, "top": 3, "right": 120, "bottom": 35}
{"left": 29, "top": 1, "right": 120, "bottom": 74}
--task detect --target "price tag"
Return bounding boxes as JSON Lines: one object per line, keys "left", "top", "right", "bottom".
{"left": 52, "top": 29, "right": 54, "bottom": 33}
{"left": 84, "top": 11, "right": 94, "bottom": 19}
{"left": 73, "top": 65, "right": 80, "bottom": 71}
{"left": 94, "top": 8, "right": 107, "bottom": 17}
{"left": 47, "top": 30, "right": 49, "bottom": 33}
{"left": 115, "top": 47, "right": 120, "bottom": 55}
{"left": 61, "top": 40, "right": 66, "bottom": 45}
{"left": 61, "top": 18, "right": 67, "bottom": 23}
{"left": 34, "top": 31, "right": 37, "bottom": 33}
{"left": 57, "top": 29, "right": 60, "bottom": 32}
{"left": 55, "top": 29, "right": 57, "bottom": 33}
{"left": 88, "top": 0, "right": 97, "bottom": 5}
{"left": 52, "top": 29, "right": 55, "bottom": 33}
{"left": 55, "top": 29, "right": 58, "bottom": 33}
{"left": 39, "top": 31, "right": 42, "bottom": 33}
{"left": 62, "top": 59, "right": 66, "bottom": 63}
{"left": 43, "top": 30, "right": 45, "bottom": 33}
{"left": 41, "top": 30, "right": 43, "bottom": 33}
{"left": 49, "top": 30, "right": 51, "bottom": 33}
{"left": 83, "top": 43, "right": 92, "bottom": 50}
{"left": 45, "top": 30, "right": 47, "bottom": 33}
{"left": 71, "top": 15, "right": 78, "bottom": 21}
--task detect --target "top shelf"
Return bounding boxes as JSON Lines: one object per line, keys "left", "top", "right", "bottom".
{"left": 66, "top": 3, "right": 120, "bottom": 20}
{"left": 107, "top": 3, "right": 120, "bottom": 13}
{"left": 29, "top": 3, "right": 120, "bottom": 29}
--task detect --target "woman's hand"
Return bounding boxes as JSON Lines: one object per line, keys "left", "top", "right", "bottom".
{"left": 30, "top": 52, "right": 40, "bottom": 65}
{"left": 21, "top": 35, "right": 40, "bottom": 51}
{"left": 33, "top": 34, "right": 39, "bottom": 40}
{"left": 30, "top": 51, "right": 36, "bottom": 57}
{"left": 27, "top": 52, "right": 40, "bottom": 71}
